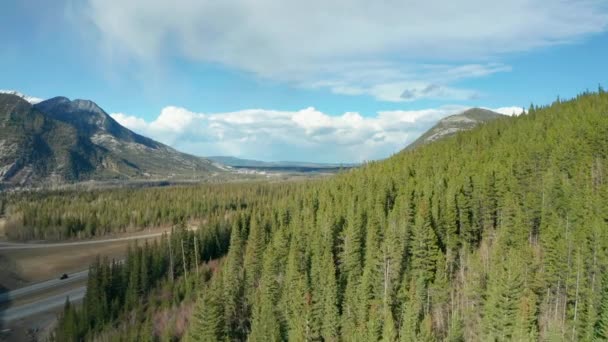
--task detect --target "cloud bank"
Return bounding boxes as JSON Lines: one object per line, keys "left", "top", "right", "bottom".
{"left": 84, "top": 0, "right": 608, "bottom": 101}
{"left": 111, "top": 105, "right": 523, "bottom": 163}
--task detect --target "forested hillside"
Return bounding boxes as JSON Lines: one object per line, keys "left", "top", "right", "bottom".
{"left": 2, "top": 182, "right": 285, "bottom": 240}
{"left": 42, "top": 90, "right": 608, "bottom": 340}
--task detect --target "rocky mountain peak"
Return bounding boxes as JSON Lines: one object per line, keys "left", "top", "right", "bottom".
{"left": 405, "top": 107, "right": 504, "bottom": 150}
{"left": 71, "top": 99, "right": 106, "bottom": 115}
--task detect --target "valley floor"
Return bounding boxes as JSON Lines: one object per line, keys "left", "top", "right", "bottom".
{"left": 0, "top": 227, "right": 176, "bottom": 341}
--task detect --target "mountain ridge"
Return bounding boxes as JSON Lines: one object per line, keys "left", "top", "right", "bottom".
{"left": 0, "top": 93, "right": 221, "bottom": 187}
{"left": 0, "top": 89, "right": 43, "bottom": 104}
{"left": 207, "top": 156, "right": 358, "bottom": 168}
{"left": 406, "top": 107, "right": 505, "bottom": 149}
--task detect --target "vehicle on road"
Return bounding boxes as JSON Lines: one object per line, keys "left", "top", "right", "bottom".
{"left": 60, "top": 274, "right": 69, "bottom": 280}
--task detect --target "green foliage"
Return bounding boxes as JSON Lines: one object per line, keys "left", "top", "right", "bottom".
{"left": 595, "top": 272, "right": 608, "bottom": 340}
{"left": 47, "top": 91, "right": 608, "bottom": 341}
{"left": 53, "top": 225, "right": 229, "bottom": 341}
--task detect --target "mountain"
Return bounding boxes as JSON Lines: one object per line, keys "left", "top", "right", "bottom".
{"left": 207, "top": 156, "right": 357, "bottom": 169}
{"left": 0, "top": 93, "right": 221, "bottom": 187}
{"left": 406, "top": 107, "right": 505, "bottom": 149}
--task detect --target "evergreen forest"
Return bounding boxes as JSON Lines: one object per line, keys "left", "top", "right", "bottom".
{"left": 5, "top": 90, "right": 608, "bottom": 341}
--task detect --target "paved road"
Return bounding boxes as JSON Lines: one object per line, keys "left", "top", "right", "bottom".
{"left": 0, "top": 287, "right": 86, "bottom": 323}
{"left": 0, "top": 229, "right": 182, "bottom": 324}
{"left": 0, "top": 270, "right": 89, "bottom": 304}
{"left": 0, "top": 232, "right": 166, "bottom": 250}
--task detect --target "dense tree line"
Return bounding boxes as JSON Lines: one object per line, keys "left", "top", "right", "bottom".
{"left": 186, "top": 90, "right": 608, "bottom": 341}
{"left": 2, "top": 182, "right": 297, "bottom": 240}
{"left": 48, "top": 89, "right": 608, "bottom": 340}
{"left": 53, "top": 222, "right": 230, "bottom": 341}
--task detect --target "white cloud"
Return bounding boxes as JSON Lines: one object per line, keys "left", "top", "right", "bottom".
{"left": 110, "top": 113, "right": 148, "bottom": 130}
{"left": 307, "top": 63, "right": 511, "bottom": 102}
{"left": 491, "top": 106, "right": 525, "bottom": 116}
{"left": 83, "top": 0, "right": 608, "bottom": 101}
{"left": 111, "top": 104, "right": 516, "bottom": 163}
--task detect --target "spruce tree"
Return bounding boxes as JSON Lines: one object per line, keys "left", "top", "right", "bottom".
{"left": 188, "top": 270, "right": 226, "bottom": 341}
{"left": 223, "top": 219, "right": 247, "bottom": 340}
{"left": 411, "top": 200, "right": 440, "bottom": 287}
{"left": 595, "top": 272, "right": 608, "bottom": 340}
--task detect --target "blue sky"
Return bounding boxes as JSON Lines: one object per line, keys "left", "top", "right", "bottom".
{"left": 2, "top": 0, "right": 608, "bottom": 162}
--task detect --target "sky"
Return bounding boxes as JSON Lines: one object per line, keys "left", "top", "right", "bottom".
{"left": 1, "top": 0, "right": 608, "bottom": 163}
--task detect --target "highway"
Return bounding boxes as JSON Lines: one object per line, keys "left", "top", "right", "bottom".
{"left": 0, "top": 229, "right": 176, "bottom": 326}
{"left": 0, "top": 231, "right": 166, "bottom": 250}
{"left": 0, "top": 270, "right": 88, "bottom": 305}
{"left": 0, "top": 286, "right": 86, "bottom": 323}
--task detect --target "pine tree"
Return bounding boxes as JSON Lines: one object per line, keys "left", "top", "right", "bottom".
{"left": 282, "top": 229, "right": 312, "bottom": 341}
{"left": 446, "top": 313, "right": 464, "bottom": 342}
{"left": 138, "top": 318, "right": 154, "bottom": 342}
{"left": 358, "top": 205, "right": 385, "bottom": 336}
{"left": 223, "top": 218, "right": 247, "bottom": 339}
{"left": 411, "top": 200, "right": 440, "bottom": 287}
{"left": 483, "top": 252, "right": 524, "bottom": 341}
{"left": 430, "top": 253, "right": 450, "bottom": 338}
{"left": 249, "top": 291, "right": 282, "bottom": 342}
{"left": 340, "top": 199, "right": 366, "bottom": 338}
{"left": 458, "top": 177, "right": 480, "bottom": 248}
{"left": 418, "top": 314, "right": 436, "bottom": 342}
{"left": 56, "top": 297, "right": 79, "bottom": 342}
{"left": 595, "top": 272, "right": 608, "bottom": 340}
{"left": 321, "top": 243, "right": 340, "bottom": 341}
{"left": 188, "top": 270, "right": 226, "bottom": 341}
{"left": 399, "top": 282, "right": 422, "bottom": 342}
{"left": 512, "top": 287, "right": 538, "bottom": 342}
{"left": 382, "top": 201, "right": 406, "bottom": 308}
{"left": 341, "top": 200, "right": 364, "bottom": 279}
{"left": 443, "top": 188, "right": 460, "bottom": 274}
{"left": 244, "top": 213, "right": 266, "bottom": 301}
{"left": 249, "top": 232, "right": 288, "bottom": 341}
{"left": 382, "top": 305, "right": 398, "bottom": 342}
{"left": 125, "top": 243, "right": 142, "bottom": 310}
